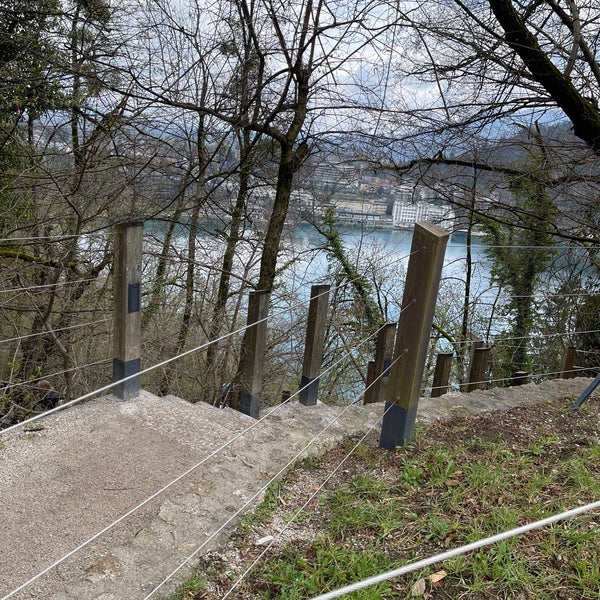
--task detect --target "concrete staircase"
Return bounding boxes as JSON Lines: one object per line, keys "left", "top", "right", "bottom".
{"left": 0, "top": 390, "right": 382, "bottom": 600}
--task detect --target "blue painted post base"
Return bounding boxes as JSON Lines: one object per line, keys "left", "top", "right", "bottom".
{"left": 299, "top": 375, "right": 319, "bottom": 406}
{"left": 379, "top": 402, "right": 418, "bottom": 450}
{"left": 112, "top": 358, "right": 141, "bottom": 400}
{"left": 239, "top": 390, "right": 260, "bottom": 419}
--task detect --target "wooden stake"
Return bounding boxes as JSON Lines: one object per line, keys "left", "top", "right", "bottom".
{"left": 465, "top": 347, "right": 490, "bottom": 392}
{"left": 561, "top": 346, "right": 577, "bottom": 379}
{"left": 299, "top": 285, "right": 330, "bottom": 406}
{"left": 510, "top": 371, "right": 530, "bottom": 386}
{"left": 380, "top": 222, "right": 449, "bottom": 449}
{"left": 365, "top": 323, "right": 396, "bottom": 404}
{"left": 431, "top": 352, "right": 453, "bottom": 397}
{"left": 237, "top": 289, "right": 270, "bottom": 418}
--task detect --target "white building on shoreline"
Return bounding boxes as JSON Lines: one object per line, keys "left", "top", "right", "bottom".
{"left": 392, "top": 200, "right": 456, "bottom": 231}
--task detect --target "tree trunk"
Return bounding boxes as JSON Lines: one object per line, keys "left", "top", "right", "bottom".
{"left": 489, "top": 0, "right": 600, "bottom": 155}
{"left": 159, "top": 119, "right": 207, "bottom": 396}
{"left": 204, "top": 140, "right": 252, "bottom": 403}
{"left": 257, "top": 145, "right": 295, "bottom": 291}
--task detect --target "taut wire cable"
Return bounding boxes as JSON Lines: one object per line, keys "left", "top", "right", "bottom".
{"left": 309, "top": 500, "right": 600, "bottom": 600}
{"left": 144, "top": 350, "right": 410, "bottom": 600}
{"left": 0, "top": 322, "right": 396, "bottom": 599}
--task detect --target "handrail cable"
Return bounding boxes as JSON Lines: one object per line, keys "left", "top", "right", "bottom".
{"left": 505, "top": 291, "right": 599, "bottom": 300}
{"left": 267, "top": 246, "right": 420, "bottom": 316}
{"left": 223, "top": 375, "right": 600, "bottom": 595}
{"left": 218, "top": 382, "right": 405, "bottom": 600}
{"left": 1, "top": 359, "right": 113, "bottom": 394}
{"left": 0, "top": 278, "right": 97, "bottom": 294}
{"left": 453, "top": 367, "right": 599, "bottom": 391}
{"left": 0, "top": 304, "right": 292, "bottom": 434}
{"left": 483, "top": 244, "right": 600, "bottom": 249}
{"left": 309, "top": 500, "right": 600, "bottom": 600}
{"left": 432, "top": 329, "right": 600, "bottom": 348}
{"left": 0, "top": 319, "right": 109, "bottom": 345}
{"left": 0, "top": 250, "right": 419, "bottom": 436}
{"left": 0, "top": 325, "right": 395, "bottom": 600}
{"left": 0, "top": 234, "right": 86, "bottom": 243}
{"left": 143, "top": 350, "right": 410, "bottom": 600}
{"left": 143, "top": 231, "right": 600, "bottom": 252}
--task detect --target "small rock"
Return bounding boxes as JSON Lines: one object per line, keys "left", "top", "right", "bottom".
{"left": 255, "top": 535, "right": 274, "bottom": 546}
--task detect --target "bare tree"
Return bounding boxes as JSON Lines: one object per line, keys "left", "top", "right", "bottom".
{"left": 0, "top": 0, "right": 151, "bottom": 421}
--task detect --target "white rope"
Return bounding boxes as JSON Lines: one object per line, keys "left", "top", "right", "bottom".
{"left": 0, "top": 302, "right": 389, "bottom": 435}
{"left": 484, "top": 244, "right": 600, "bottom": 249}
{"left": 0, "top": 234, "right": 82, "bottom": 243}
{"left": 1, "top": 359, "right": 113, "bottom": 393}
{"left": 0, "top": 278, "right": 97, "bottom": 294}
{"left": 0, "top": 319, "right": 109, "bottom": 345}
{"left": 509, "top": 292, "right": 600, "bottom": 299}
{"left": 310, "top": 499, "right": 600, "bottom": 600}
{"left": 458, "top": 367, "right": 598, "bottom": 390}
{"left": 0, "top": 265, "right": 420, "bottom": 436}
{"left": 0, "top": 319, "right": 264, "bottom": 435}
{"left": 219, "top": 365, "right": 407, "bottom": 600}
{"left": 432, "top": 329, "right": 600, "bottom": 348}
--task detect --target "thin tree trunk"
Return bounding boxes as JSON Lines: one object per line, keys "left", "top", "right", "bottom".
{"left": 257, "top": 146, "right": 295, "bottom": 291}
{"left": 204, "top": 146, "right": 251, "bottom": 402}
{"left": 159, "top": 119, "right": 207, "bottom": 396}
{"left": 143, "top": 188, "right": 189, "bottom": 331}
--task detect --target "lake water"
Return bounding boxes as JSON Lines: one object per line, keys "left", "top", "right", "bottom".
{"left": 277, "top": 223, "right": 495, "bottom": 317}
{"left": 143, "top": 219, "right": 497, "bottom": 334}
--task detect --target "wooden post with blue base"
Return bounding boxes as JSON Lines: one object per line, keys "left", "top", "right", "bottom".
{"left": 113, "top": 221, "right": 143, "bottom": 399}
{"left": 380, "top": 222, "right": 449, "bottom": 449}
{"left": 238, "top": 289, "right": 270, "bottom": 418}
{"left": 300, "top": 284, "right": 330, "bottom": 406}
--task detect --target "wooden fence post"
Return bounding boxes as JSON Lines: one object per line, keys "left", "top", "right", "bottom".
{"left": 561, "top": 346, "right": 577, "bottom": 379}
{"left": 299, "top": 284, "right": 330, "bottom": 406}
{"left": 237, "top": 289, "right": 270, "bottom": 418}
{"left": 365, "top": 323, "right": 396, "bottom": 404}
{"left": 466, "top": 347, "right": 490, "bottom": 392}
{"left": 365, "top": 361, "right": 376, "bottom": 400}
{"left": 380, "top": 222, "right": 449, "bottom": 449}
{"left": 431, "top": 352, "right": 453, "bottom": 397}
{"left": 113, "top": 221, "right": 143, "bottom": 399}
{"left": 510, "top": 370, "right": 530, "bottom": 386}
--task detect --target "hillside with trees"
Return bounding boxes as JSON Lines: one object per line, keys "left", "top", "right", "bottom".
{"left": 0, "top": 0, "right": 598, "bottom": 424}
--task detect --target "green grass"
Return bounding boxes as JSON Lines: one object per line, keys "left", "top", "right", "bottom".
{"left": 256, "top": 544, "right": 396, "bottom": 599}
{"left": 237, "top": 481, "right": 283, "bottom": 534}
{"left": 163, "top": 399, "right": 600, "bottom": 599}
{"left": 166, "top": 576, "right": 207, "bottom": 600}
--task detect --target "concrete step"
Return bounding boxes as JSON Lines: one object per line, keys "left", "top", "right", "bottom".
{"left": 1, "top": 377, "right": 593, "bottom": 600}
{"left": 114, "top": 391, "right": 256, "bottom": 455}
{"left": 161, "top": 394, "right": 256, "bottom": 431}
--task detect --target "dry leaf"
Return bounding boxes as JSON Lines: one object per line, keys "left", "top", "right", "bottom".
{"left": 411, "top": 577, "right": 427, "bottom": 597}
{"left": 429, "top": 570, "right": 447, "bottom": 586}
